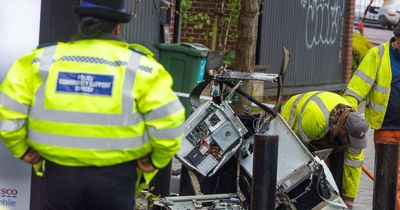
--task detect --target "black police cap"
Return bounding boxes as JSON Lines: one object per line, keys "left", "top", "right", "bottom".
{"left": 74, "top": 0, "right": 132, "bottom": 23}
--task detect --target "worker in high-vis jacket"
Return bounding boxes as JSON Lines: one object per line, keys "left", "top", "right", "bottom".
{"left": 0, "top": 0, "right": 184, "bottom": 209}
{"left": 281, "top": 91, "right": 369, "bottom": 208}
{"left": 344, "top": 24, "right": 400, "bottom": 210}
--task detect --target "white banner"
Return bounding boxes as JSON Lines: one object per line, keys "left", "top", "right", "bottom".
{"left": 0, "top": 146, "right": 32, "bottom": 210}
{"left": 0, "top": 0, "right": 41, "bottom": 81}
{"left": 0, "top": 0, "right": 41, "bottom": 209}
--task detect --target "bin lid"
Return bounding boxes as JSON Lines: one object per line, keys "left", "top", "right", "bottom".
{"left": 157, "top": 43, "right": 209, "bottom": 58}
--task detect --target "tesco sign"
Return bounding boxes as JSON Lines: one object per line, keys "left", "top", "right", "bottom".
{"left": 0, "top": 188, "right": 18, "bottom": 197}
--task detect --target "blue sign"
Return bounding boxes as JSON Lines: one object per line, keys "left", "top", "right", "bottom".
{"left": 56, "top": 72, "right": 114, "bottom": 96}
{"left": 197, "top": 58, "right": 206, "bottom": 83}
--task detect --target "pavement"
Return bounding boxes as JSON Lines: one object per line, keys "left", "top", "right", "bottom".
{"left": 362, "top": 26, "right": 393, "bottom": 44}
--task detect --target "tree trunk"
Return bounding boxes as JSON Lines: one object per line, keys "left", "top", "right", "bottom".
{"left": 231, "top": 0, "right": 260, "bottom": 114}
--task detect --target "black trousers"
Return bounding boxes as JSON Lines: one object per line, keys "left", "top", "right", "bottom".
{"left": 41, "top": 160, "right": 137, "bottom": 210}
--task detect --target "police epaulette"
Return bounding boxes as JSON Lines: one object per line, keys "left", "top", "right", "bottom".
{"left": 36, "top": 42, "right": 58, "bottom": 49}
{"left": 128, "top": 44, "right": 155, "bottom": 57}
{"left": 129, "top": 47, "right": 149, "bottom": 56}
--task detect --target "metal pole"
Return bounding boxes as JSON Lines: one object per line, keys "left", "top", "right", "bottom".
{"left": 373, "top": 142, "right": 399, "bottom": 210}
{"left": 251, "top": 135, "right": 279, "bottom": 210}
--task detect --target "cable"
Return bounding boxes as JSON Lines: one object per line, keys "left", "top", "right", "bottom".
{"left": 253, "top": 111, "right": 273, "bottom": 133}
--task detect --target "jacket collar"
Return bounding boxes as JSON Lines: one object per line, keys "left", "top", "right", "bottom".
{"left": 71, "top": 33, "right": 124, "bottom": 42}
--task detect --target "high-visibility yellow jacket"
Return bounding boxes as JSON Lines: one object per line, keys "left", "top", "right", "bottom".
{"left": 344, "top": 43, "right": 386, "bottom": 129}
{"left": 0, "top": 39, "right": 185, "bottom": 184}
{"left": 281, "top": 91, "right": 364, "bottom": 199}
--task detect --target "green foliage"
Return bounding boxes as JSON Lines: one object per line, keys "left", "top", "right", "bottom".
{"left": 186, "top": 13, "right": 211, "bottom": 29}
{"left": 180, "top": 0, "right": 240, "bottom": 51}
{"left": 352, "top": 33, "right": 371, "bottom": 72}
{"left": 135, "top": 188, "right": 160, "bottom": 210}
{"left": 223, "top": 0, "right": 241, "bottom": 42}
{"left": 180, "top": 0, "right": 212, "bottom": 41}
{"left": 223, "top": 51, "right": 236, "bottom": 65}
{"left": 180, "top": 0, "right": 192, "bottom": 20}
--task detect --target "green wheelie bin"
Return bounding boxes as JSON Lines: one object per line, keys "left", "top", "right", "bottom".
{"left": 157, "top": 43, "right": 209, "bottom": 117}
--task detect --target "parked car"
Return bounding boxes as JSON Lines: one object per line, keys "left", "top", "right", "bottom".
{"left": 354, "top": 0, "right": 383, "bottom": 24}
{"left": 378, "top": 1, "right": 400, "bottom": 29}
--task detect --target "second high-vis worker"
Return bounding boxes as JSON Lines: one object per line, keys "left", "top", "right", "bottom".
{"left": 344, "top": 24, "right": 400, "bottom": 210}
{"left": 281, "top": 91, "right": 369, "bottom": 209}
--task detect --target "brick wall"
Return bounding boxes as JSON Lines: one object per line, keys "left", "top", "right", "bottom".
{"left": 178, "top": 0, "right": 238, "bottom": 51}
{"left": 168, "top": 0, "right": 176, "bottom": 43}
{"left": 342, "top": 0, "right": 355, "bottom": 84}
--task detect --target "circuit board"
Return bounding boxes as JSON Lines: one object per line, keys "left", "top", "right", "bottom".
{"left": 177, "top": 101, "right": 247, "bottom": 176}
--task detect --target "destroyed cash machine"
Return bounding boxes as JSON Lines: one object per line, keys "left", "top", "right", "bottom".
{"left": 155, "top": 49, "right": 348, "bottom": 210}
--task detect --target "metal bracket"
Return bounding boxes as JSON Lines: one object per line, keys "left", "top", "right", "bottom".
{"left": 312, "top": 148, "right": 333, "bottom": 161}
{"left": 217, "top": 70, "right": 279, "bottom": 82}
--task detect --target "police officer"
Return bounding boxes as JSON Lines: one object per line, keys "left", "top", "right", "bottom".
{"left": 281, "top": 91, "right": 369, "bottom": 208}
{"left": 0, "top": 0, "right": 185, "bottom": 209}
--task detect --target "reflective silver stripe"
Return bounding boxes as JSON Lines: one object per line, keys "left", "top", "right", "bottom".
{"left": 38, "top": 46, "right": 57, "bottom": 82}
{"left": 298, "top": 122, "right": 310, "bottom": 143}
{"left": 30, "top": 111, "right": 143, "bottom": 126}
{"left": 0, "top": 119, "right": 25, "bottom": 131}
{"left": 0, "top": 92, "right": 29, "bottom": 115}
{"left": 344, "top": 88, "right": 363, "bottom": 102}
{"left": 121, "top": 52, "right": 141, "bottom": 122}
{"left": 30, "top": 50, "right": 144, "bottom": 126}
{"left": 29, "top": 130, "right": 146, "bottom": 150}
{"left": 374, "top": 84, "right": 389, "bottom": 94}
{"left": 369, "top": 101, "right": 385, "bottom": 112}
{"left": 147, "top": 124, "right": 184, "bottom": 139}
{"left": 346, "top": 146, "right": 362, "bottom": 154}
{"left": 354, "top": 70, "right": 374, "bottom": 86}
{"left": 32, "top": 46, "right": 57, "bottom": 110}
{"left": 297, "top": 92, "right": 323, "bottom": 142}
{"left": 344, "top": 46, "right": 384, "bottom": 102}
{"left": 288, "top": 94, "right": 305, "bottom": 125}
{"left": 145, "top": 99, "right": 184, "bottom": 121}
{"left": 372, "top": 45, "right": 388, "bottom": 94}
{"left": 377, "top": 45, "right": 384, "bottom": 72}
{"left": 311, "top": 96, "right": 330, "bottom": 135}
{"left": 344, "top": 159, "right": 363, "bottom": 167}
